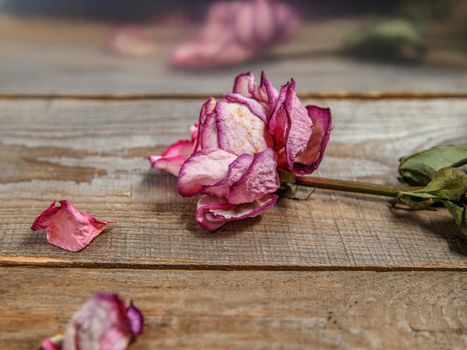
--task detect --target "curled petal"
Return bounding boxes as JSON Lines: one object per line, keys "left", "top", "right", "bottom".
{"left": 283, "top": 79, "right": 314, "bottom": 175}
{"left": 31, "top": 200, "right": 112, "bottom": 252}
{"left": 177, "top": 149, "right": 237, "bottom": 197}
{"left": 294, "top": 105, "right": 332, "bottom": 174}
{"left": 233, "top": 71, "right": 278, "bottom": 115}
{"left": 202, "top": 153, "right": 254, "bottom": 199}
{"left": 196, "top": 194, "right": 278, "bottom": 232}
{"left": 268, "top": 82, "right": 289, "bottom": 150}
{"left": 195, "top": 97, "right": 219, "bottom": 151}
{"left": 216, "top": 100, "right": 267, "bottom": 155}
{"left": 233, "top": 71, "right": 256, "bottom": 98}
{"left": 126, "top": 302, "right": 144, "bottom": 336}
{"left": 148, "top": 139, "right": 194, "bottom": 176}
{"left": 228, "top": 148, "right": 280, "bottom": 204}
{"left": 62, "top": 293, "right": 143, "bottom": 350}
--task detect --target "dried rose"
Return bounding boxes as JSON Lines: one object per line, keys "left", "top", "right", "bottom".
{"left": 41, "top": 293, "right": 144, "bottom": 350}
{"left": 149, "top": 71, "right": 331, "bottom": 231}
{"left": 31, "top": 200, "right": 113, "bottom": 252}
{"left": 171, "top": 0, "right": 299, "bottom": 68}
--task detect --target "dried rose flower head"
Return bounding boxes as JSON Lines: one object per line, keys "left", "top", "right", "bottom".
{"left": 149, "top": 71, "right": 332, "bottom": 232}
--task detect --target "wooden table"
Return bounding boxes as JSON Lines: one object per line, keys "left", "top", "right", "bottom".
{"left": 0, "top": 15, "right": 466, "bottom": 350}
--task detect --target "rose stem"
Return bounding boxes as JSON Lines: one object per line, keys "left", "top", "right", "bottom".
{"left": 295, "top": 176, "right": 420, "bottom": 197}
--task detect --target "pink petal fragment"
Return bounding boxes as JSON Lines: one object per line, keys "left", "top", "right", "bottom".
{"left": 228, "top": 148, "right": 280, "bottom": 204}
{"left": 216, "top": 101, "right": 267, "bottom": 156}
{"left": 61, "top": 293, "right": 143, "bottom": 350}
{"left": 31, "top": 200, "right": 112, "bottom": 252}
{"left": 148, "top": 139, "right": 194, "bottom": 176}
{"left": 177, "top": 149, "right": 237, "bottom": 197}
{"left": 202, "top": 153, "right": 254, "bottom": 199}
{"left": 196, "top": 194, "right": 278, "bottom": 232}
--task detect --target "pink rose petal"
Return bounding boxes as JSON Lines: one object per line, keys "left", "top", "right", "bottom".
{"left": 293, "top": 105, "right": 332, "bottom": 173}
{"left": 283, "top": 79, "right": 314, "bottom": 175}
{"left": 31, "top": 200, "right": 112, "bottom": 252}
{"left": 177, "top": 149, "right": 237, "bottom": 197}
{"left": 196, "top": 194, "right": 278, "bottom": 232}
{"left": 233, "top": 71, "right": 279, "bottom": 114}
{"left": 228, "top": 148, "right": 280, "bottom": 204}
{"left": 223, "top": 93, "right": 268, "bottom": 122}
{"left": 195, "top": 97, "right": 219, "bottom": 151}
{"left": 149, "top": 139, "right": 195, "bottom": 176}
{"left": 233, "top": 71, "right": 256, "bottom": 98}
{"left": 216, "top": 100, "right": 267, "bottom": 155}
{"left": 202, "top": 153, "right": 254, "bottom": 199}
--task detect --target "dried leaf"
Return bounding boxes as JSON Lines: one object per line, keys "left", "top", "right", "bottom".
{"left": 398, "top": 167, "right": 467, "bottom": 235}
{"left": 399, "top": 144, "right": 467, "bottom": 185}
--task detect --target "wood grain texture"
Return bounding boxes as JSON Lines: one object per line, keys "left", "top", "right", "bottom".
{"left": 0, "top": 267, "right": 465, "bottom": 350}
{"left": 0, "top": 98, "right": 466, "bottom": 269}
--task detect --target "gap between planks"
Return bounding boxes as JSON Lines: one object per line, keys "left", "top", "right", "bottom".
{"left": 0, "top": 91, "right": 467, "bottom": 101}
{"left": 0, "top": 257, "right": 465, "bottom": 271}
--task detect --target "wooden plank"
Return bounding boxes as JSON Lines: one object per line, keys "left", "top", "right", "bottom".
{"left": 0, "top": 98, "right": 466, "bottom": 269}
{"left": 0, "top": 267, "right": 465, "bottom": 349}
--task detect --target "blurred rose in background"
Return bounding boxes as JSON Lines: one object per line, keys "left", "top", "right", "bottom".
{"left": 1, "top": 0, "right": 466, "bottom": 93}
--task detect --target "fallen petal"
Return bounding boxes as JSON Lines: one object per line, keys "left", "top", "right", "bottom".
{"left": 31, "top": 200, "right": 113, "bottom": 252}
{"left": 196, "top": 194, "right": 278, "bottom": 232}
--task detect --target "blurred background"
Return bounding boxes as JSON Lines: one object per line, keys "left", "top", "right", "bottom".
{"left": 1, "top": 0, "right": 466, "bottom": 94}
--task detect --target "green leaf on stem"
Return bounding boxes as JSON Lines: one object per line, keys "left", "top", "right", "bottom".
{"left": 397, "top": 167, "right": 467, "bottom": 235}
{"left": 398, "top": 144, "right": 467, "bottom": 185}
